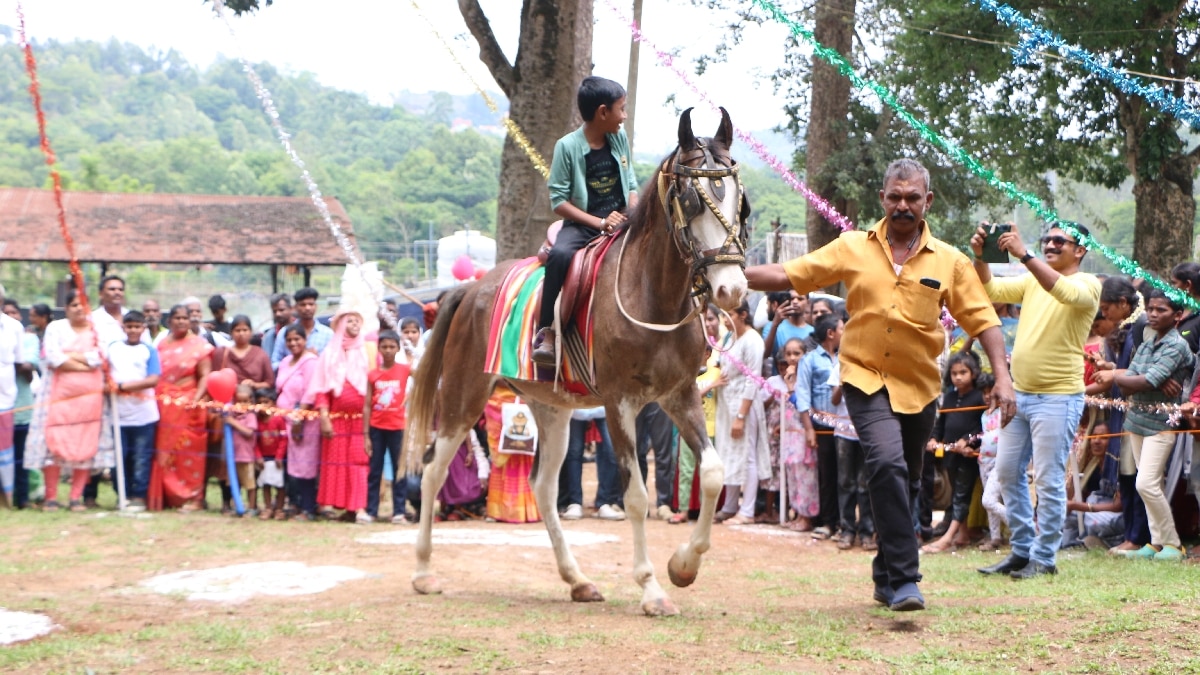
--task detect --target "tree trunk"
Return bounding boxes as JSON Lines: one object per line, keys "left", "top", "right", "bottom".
{"left": 803, "top": 0, "right": 856, "bottom": 262}
{"left": 624, "top": 0, "right": 644, "bottom": 155}
{"left": 459, "top": 0, "right": 593, "bottom": 261}
{"left": 1132, "top": 170, "right": 1196, "bottom": 276}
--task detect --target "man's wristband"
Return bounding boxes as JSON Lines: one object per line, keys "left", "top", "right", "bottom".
{"left": 1019, "top": 251, "right": 1035, "bottom": 264}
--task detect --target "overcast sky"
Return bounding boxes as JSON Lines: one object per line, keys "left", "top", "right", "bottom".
{"left": 7, "top": 0, "right": 800, "bottom": 154}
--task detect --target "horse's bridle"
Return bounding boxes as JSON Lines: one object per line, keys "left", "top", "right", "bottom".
{"left": 657, "top": 139, "right": 750, "bottom": 299}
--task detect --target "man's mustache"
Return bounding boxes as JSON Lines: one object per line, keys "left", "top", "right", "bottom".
{"left": 891, "top": 212, "right": 916, "bottom": 221}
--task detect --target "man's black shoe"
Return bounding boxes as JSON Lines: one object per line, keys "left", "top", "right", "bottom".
{"left": 977, "top": 553, "right": 1029, "bottom": 575}
{"left": 1010, "top": 561, "right": 1057, "bottom": 580}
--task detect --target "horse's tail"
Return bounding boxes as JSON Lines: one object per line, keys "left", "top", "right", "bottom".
{"left": 404, "top": 284, "right": 471, "bottom": 474}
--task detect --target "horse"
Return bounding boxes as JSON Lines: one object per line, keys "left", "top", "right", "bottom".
{"left": 406, "top": 108, "right": 749, "bottom": 617}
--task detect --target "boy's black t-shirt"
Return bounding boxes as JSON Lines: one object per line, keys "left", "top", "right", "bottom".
{"left": 581, "top": 141, "right": 625, "bottom": 221}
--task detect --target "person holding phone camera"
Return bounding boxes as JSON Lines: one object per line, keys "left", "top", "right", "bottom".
{"left": 970, "top": 223, "right": 1101, "bottom": 580}
{"left": 745, "top": 159, "right": 1016, "bottom": 613}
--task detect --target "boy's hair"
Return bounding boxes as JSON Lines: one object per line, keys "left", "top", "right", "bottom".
{"left": 1146, "top": 288, "right": 1185, "bottom": 313}
{"left": 254, "top": 387, "right": 277, "bottom": 402}
{"left": 813, "top": 314, "right": 841, "bottom": 344}
{"left": 123, "top": 310, "right": 146, "bottom": 324}
{"left": 208, "top": 294, "right": 226, "bottom": 311}
{"left": 377, "top": 329, "right": 402, "bottom": 345}
{"left": 578, "top": 76, "right": 626, "bottom": 122}
{"left": 294, "top": 287, "right": 319, "bottom": 303}
{"left": 976, "top": 373, "right": 996, "bottom": 392}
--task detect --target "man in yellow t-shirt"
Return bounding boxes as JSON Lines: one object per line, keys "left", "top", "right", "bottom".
{"left": 970, "top": 224, "right": 1100, "bottom": 581}
{"left": 747, "top": 159, "right": 1017, "bottom": 613}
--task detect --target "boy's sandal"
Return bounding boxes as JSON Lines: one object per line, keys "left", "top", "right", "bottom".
{"left": 42, "top": 500, "right": 61, "bottom": 512}
{"left": 68, "top": 500, "right": 87, "bottom": 513}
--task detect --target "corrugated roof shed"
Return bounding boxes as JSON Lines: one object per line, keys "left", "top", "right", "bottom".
{"left": 0, "top": 188, "right": 358, "bottom": 266}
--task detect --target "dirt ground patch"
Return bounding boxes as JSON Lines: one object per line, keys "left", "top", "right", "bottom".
{"left": 4, "top": 486, "right": 1200, "bottom": 673}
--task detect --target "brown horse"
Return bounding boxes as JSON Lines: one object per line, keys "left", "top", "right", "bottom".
{"left": 406, "top": 108, "right": 749, "bottom": 617}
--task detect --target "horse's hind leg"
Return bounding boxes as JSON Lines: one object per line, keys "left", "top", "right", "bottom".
{"left": 659, "top": 387, "right": 724, "bottom": 588}
{"left": 526, "top": 402, "right": 603, "bottom": 603}
{"left": 411, "top": 424, "right": 472, "bottom": 595}
{"left": 611, "top": 399, "right": 679, "bottom": 617}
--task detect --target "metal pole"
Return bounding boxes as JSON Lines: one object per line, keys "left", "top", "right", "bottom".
{"left": 109, "top": 389, "right": 127, "bottom": 511}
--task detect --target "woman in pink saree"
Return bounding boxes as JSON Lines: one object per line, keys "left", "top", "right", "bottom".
{"left": 23, "top": 290, "right": 112, "bottom": 511}
{"left": 276, "top": 323, "right": 320, "bottom": 520}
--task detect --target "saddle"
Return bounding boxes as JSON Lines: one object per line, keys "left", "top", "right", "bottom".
{"left": 538, "top": 220, "right": 615, "bottom": 327}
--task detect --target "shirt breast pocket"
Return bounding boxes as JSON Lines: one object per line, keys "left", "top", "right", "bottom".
{"left": 899, "top": 279, "right": 943, "bottom": 326}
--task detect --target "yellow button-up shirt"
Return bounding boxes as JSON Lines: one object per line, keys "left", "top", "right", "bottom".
{"left": 782, "top": 218, "right": 1000, "bottom": 413}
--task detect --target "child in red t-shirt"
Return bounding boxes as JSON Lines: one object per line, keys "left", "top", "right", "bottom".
{"left": 256, "top": 387, "right": 289, "bottom": 520}
{"left": 365, "top": 330, "right": 412, "bottom": 524}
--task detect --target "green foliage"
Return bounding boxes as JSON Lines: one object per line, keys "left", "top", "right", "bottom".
{"left": 0, "top": 39, "right": 503, "bottom": 260}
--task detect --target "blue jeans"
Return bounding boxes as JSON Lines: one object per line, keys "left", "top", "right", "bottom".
{"left": 591, "top": 419, "right": 621, "bottom": 508}
{"left": 121, "top": 422, "right": 157, "bottom": 500}
{"left": 367, "top": 427, "right": 406, "bottom": 518}
{"left": 995, "top": 391, "right": 1084, "bottom": 567}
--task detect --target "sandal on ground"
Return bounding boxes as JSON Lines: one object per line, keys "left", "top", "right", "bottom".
{"left": 1109, "top": 541, "right": 1140, "bottom": 555}
{"left": 978, "top": 538, "right": 1003, "bottom": 552}
{"left": 713, "top": 511, "right": 736, "bottom": 524}
{"left": 668, "top": 512, "right": 689, "bottom": 525}
{"left": 178, "top": 502, "right": 204, "bottom": 513}
{"left": 724, "top": 515, "right": 755, "bottom": 525}
{"left": 68, "top": 500, "right": 87, "bottom": 513}
{"left": 42, "top": 500, "right": 61, "bottom": 512}
{"left": 754, "top": 512, "right": 780, "bottom": 524}
{"left": 259, "top": 509, "right": 274, "bottom": 520}
{"left": 244, "top": 509, "right": 260, "bottom": 519}
{"left": 274, "top": 509, "right": 289, "bottom": 521}
{"left": 784, "top": 518, "right": 813, "bottom": 533}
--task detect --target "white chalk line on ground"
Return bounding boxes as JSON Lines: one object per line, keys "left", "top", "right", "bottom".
{"left": 140, "top": 561, "right": 368, "bottom": 603}
{"left": 357, "top": 527, "right": 619, "bottom": 548}
{"left": 0, "top": 608, "right": 58, "bottom": 645}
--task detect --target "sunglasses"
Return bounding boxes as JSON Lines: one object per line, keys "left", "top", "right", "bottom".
{"left": 1040, "top": 235, "right": 1076, "bottom": 247}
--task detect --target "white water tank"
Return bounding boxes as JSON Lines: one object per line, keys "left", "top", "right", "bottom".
{"left": 436, "top": 229, "right": 496, "bottom": 286}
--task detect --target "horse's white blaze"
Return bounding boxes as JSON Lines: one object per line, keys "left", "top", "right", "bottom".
{"left": 692, "top": 175, "right": 748, "bottom": 311}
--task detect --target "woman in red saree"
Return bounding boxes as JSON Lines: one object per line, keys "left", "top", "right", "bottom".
{"left": 23, "top": 289, "right": 112, "bottom": 511}
{"left": 148, "top": 304, "right": 213, "bottom": 511}
{"left": 305, "top": 310, "right": 373, "bottom": 521}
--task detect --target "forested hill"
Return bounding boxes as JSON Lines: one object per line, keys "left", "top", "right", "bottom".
{"left": 0, "top": 38, "right": 503, "bottom": 252}
{"left": 0, "top": 37, "right": 811, "bottom": 259}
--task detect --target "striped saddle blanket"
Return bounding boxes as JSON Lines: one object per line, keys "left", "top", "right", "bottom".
{"left": 483, "top": 241, "right": 615, "bottom": 396}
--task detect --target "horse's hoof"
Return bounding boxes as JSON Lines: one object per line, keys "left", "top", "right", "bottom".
{"left": 667, "top": 551, "right": 699, "bottom": 588}
{"left": 641, "top": 597, "right": 680, "bottom": 617}
{"left": 412, "top": 574, "right": 443, "bottom": 595}
{"left": 570, "top": 582, "right": 605, "bottom": 603}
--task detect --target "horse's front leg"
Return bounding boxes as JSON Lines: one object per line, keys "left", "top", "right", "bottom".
{"left": 526, "top": 403, "right": 603, "bottom": 603}
{"left": 659, "top": 386, "right": 724, "bottom": 588}
{"left": 611, "top": 400, "right": 679, "bottom": 617}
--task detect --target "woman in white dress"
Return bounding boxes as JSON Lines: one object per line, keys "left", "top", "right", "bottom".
{"left": 713, "top": 300, "right": 771, "bottom": 524}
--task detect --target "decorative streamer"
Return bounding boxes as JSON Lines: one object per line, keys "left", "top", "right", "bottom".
{"left": 603, "top": 0, "right": 856, "bottom": 233}
{"left": 751, "top": 0, "right": 1198, "bottom": 311}
{"left": 407, "top": 0, "right": 550, "bottom": 179}
{"left": 211, "top": 0, "right": 385, "bottom": 312}
{"left": 973, "top": 0, "right": 1200, "bottom": 132}
{"left": 16, "top": 3, "right": 90, "bottom": 314}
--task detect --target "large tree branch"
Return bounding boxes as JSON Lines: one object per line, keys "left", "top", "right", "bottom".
{"left": 459, "top": 0, "right": 515, "bottom": 97}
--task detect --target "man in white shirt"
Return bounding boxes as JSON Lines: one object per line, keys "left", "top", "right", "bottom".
{"left": 91, "top": 275, "right": 151, "bottom": 350}
{"left": 0, "top": 286, "right": 25, "bottom": 507}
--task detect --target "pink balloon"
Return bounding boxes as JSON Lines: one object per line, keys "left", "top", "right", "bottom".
{"left": 472, "top": 267, "right": 487, "bottom": 280}
{"left": 451, "top": 254, "right": 475, "bottom": 281}
{"left": 206, "top": 368, "right": 238, "bottom": 405}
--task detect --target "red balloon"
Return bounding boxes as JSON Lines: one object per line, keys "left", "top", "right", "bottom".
{"left": 472, "top": 267, "right": 487, "bottom": 280}
{"left": 451, "top": 254, "right": 475, "bottom": 281}
{"left": 207, "top": 368, "right": 238, "bottom": 404}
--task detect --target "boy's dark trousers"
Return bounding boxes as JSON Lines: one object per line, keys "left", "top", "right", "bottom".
{"left": 12, "top": 424, "right": 28, "bottom": 508}
{"left": 540, "top": 222, "right": 600, "bottom": 330}
{"left": 367, "top": 426, "right": 406, "bottom": 519}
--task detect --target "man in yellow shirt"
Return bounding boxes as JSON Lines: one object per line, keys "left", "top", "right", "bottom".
{"left": 746, "top": 159, "right": 1017, "bottom": 612}
{"left": 970, "top": 224, "right": 1100, "bottom": 580}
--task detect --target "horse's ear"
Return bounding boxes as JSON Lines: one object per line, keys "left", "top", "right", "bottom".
{"left": 715, "top": 107, "right": 734, "bottom": 150}
{"left": 678, "top": 107, "right": 697, "bottom": 152}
